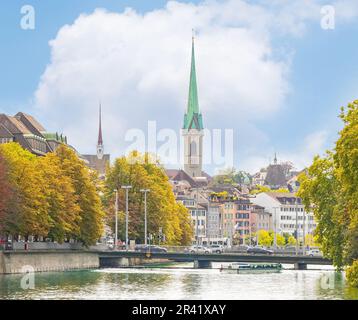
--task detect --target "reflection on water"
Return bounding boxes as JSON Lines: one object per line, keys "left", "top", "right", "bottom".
{"left": 0, "top": 263, "right": 357, "bottom": 300}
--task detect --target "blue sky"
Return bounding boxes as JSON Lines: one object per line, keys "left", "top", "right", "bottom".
{"left": 0, "top": 0, "right": 172, "bottom": 105}
{"left": 1, "top": 0, "right": 358, "bottom": 173}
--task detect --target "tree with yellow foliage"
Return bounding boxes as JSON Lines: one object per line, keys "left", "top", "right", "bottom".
{"left": 39, "top": 152, "right": 81, "bottom": 243}
{"left": 0, "top": 143, "right": 50, "bottom": 238}
{"left": 0, "top": 153, "right": 13, "bottom": 235}
{"left": 0, "top": 143, "right": 104, "bottom": 246}
{"left": 257, "top": 230, "right": 273, "bottom": 247}
{"left": 104, "top": 151, "right": 193, "bottom": 245}
{"left": 55, "top": 145, "right": 104, "bottom": 246}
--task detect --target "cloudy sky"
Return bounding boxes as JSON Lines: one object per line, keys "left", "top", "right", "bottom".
{"left": 1, "top": 0, "right": 358, "bottom": 174}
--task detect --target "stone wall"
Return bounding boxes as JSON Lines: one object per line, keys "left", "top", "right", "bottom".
{"left": 0, "top": 251, "right": 99, "bottom": 274}
{"left": 99, "top": 256, "right": 170, "bottom": 268}
{"left": 11, "top": 242, "right": 109, "bottom": 251}
{"left": 0, "top": 252, "right": 5, "bottom": 274}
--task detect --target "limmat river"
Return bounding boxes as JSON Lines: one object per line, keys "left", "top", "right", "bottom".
{"left": 0, "top": 263, "right": 357, "bottom": 300}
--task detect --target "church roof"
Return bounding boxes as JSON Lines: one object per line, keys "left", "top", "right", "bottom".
{"left": 82, "top": 154, "right": 110, "bottom": 176}
{"left": 165, "top": 169, "right": 181, "bottom": 179}
{"left": 165, "top": 169, "right": 209, "bottom": 187}
{"left": 264, "top": 164, "right": 287, "bottom": 188}
{"left": 183, "top": 37, "right": 203, "bottom": 130}
{"left": 98, "top": 104, "right": 103, "bottom": 146}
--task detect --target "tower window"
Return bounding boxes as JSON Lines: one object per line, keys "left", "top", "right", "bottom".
{"left": 190, "top": 141, "right": 197, "bottom": 156}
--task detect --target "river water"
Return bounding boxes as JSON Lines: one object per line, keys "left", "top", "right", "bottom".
{"left": 0, "top": 263, "right": 357, "bottom": 300}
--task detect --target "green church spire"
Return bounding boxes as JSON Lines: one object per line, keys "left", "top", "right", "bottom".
{"left": 183, "top": 35, "right": 203, "bottom": 130}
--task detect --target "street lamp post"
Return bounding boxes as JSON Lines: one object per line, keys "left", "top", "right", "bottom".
{"left": 273, "top": 207, "right": 278, "bottom": 249}
{"left": 114, "top": 189, "right": 118, "bottom": 250}
{"left": 302, "top": 208, "right": 306, "bottom": 256}
{"left": 295, "top": 199, "right": 299, "bottom": 256}
{"left": 195, "top": 187, "right": 199, "bottom": 249}
{"left": 307, "top": 211, "right": 311, "bottom": 251}
{"left": 121, "top": 185, "right": 132, "bottom": 250}
{"left": 140, "top": 189, "right": 150, "bottom": 245}
{"left": 206, "top": 197, "right": 210, "bottom": 247}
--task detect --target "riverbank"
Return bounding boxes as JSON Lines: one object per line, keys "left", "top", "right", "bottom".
{"left": 0, "top": 250, "right": 99, "bottom": 274}
{"left": 0, "top": 250, "right": 172, "bottom": 274}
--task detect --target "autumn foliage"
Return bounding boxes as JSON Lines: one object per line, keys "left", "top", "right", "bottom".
{"left": 0, "top": 143, "right": 104, "bottom": 246}
{"left": 298, "top": 100, "right": 358, "bottom": 287}
{"left": 0, "top": 154, "right": 13, "bottom": 233}
{"left": 104, "top": 151, "right": 193, "bottom": 246}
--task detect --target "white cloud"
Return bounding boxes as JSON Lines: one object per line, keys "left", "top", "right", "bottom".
{"left": 282, "top": 130, "right": 329, "bottom": 170}
{"left": 34, "top": 0, "right": 291, "bottom": 167}
{"left": 32, "top": 0, "right": 350, "bottom": 173}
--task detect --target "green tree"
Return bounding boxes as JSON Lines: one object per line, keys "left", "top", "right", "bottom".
{"left": 234, "top": 171, "right": 252, "bottom": 185}
{"left": 210, "top": 168, "right": 252, "bottom": 187}
{"left": 298, "top": 100, "right": 358, "bottom": 286}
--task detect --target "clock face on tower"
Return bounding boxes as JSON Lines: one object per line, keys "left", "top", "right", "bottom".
{"left": 97, "top": 146, "right": 103, "bottom": 159}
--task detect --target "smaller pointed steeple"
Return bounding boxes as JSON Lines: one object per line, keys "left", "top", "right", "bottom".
{"left": 274, "top": 152, "right": 278, "bottom": 165}
{"left": 97, "top": 103, "right": 104, "bottom": 159}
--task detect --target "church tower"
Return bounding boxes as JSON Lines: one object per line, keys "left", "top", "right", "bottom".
{"left": 97, "top": 104, "right": 104, "bottom": 160}
{"left": 182, "top": 35, "right": 204, "bottom": 178}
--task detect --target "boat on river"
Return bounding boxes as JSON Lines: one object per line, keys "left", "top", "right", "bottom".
{"left": 220, "top": 262, "right": 282, "bottom": 273}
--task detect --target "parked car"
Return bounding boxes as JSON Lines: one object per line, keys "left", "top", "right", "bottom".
{"left": 0, "top": 239, "right": 13, "bottom": 251}
{"left": 136, "top": 245, "right": 167, "bottom": 253}
{"left": 186, "top": 245, "right": 211, "bottom": 254}
{"left": 210, "top": 244, "right": 224, "bottom": 254}
{"left": 306, "top": 248, "right": 322, "bottom": 257}
{"left": 247, "top": 246, "right": 274, "bottom": 255}
{"left": 228, "top": 245, "right": 249, "bottom": 253}
{"left": 106, "top": 239, "right": 114, "bottom": 249}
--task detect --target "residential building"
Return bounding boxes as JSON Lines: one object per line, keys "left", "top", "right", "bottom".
{"left": 176, "top": 195, "right": 207, "bottom": 244}
{"left": 251, "top": 205, "right": 272, "bottom": 232}
{"left": 233, "top": 198, "right": 252, "bottom": 245}
{"left": 212, "top": 197, "right": 254, "bottom": 246}
{"left": 206, "top": 203, "right": 221, "bottom": 239}
{"left": 251, "top": 192, "right": 316, "bottom": 240}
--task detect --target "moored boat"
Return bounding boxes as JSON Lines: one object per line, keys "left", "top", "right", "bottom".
{"left": 220, "top": 262, "right": 282, "bottom": 273}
